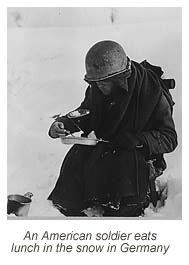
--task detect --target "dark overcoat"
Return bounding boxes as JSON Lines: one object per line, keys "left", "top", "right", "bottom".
{"left": 48, "top": 61, "right": 177, "bottom": 212}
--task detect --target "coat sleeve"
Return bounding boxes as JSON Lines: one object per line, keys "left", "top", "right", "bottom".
{"left": 48, "top": 86, "right": 92, "bottom": 138}
{"left": 141, "top": 93, "right": 178, "bottom": 156}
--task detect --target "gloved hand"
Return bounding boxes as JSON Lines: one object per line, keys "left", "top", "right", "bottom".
{"left": 108, "top": 131, "right": 145, "bottom": 151}
{"left": 49, "top": 121, "right": 68, "bottom": 138}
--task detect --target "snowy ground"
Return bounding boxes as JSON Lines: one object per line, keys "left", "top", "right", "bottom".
{"left": 7, "top": 23, "right": 182, "bottom": 219}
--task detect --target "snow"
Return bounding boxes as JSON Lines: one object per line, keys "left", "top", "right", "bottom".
{"left": 7, "top": 22, "right": 181, "bottom": 218}
{"left": 144, "top": 169, "right": 182, "bottom": 219}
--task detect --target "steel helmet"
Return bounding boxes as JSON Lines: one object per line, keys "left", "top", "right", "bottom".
{"left": 84, "top": 40, "right": 130, "bottom": 82}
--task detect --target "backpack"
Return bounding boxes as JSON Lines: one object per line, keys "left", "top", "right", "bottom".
{"left": 140, "top": 60, "right": 175, "bottom": 114}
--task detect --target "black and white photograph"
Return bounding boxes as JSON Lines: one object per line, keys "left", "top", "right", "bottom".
{"left": 7, "top": 7, "right": 182, "bottom": 219}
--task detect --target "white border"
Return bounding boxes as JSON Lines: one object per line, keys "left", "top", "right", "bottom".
{"left": 1, "top": 1, "right": 188, "bottom": 264}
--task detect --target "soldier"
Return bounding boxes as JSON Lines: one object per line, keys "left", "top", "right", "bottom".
{"left": 48, "top": 40, "right": 177, "bottom": 217}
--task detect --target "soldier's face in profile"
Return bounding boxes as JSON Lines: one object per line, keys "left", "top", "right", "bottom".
{"left": 96, "top": 79, "right": 115, "bottom": 96}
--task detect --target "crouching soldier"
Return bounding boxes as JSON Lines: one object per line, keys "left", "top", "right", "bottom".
{"left": 48, "top": 40, "right": 177, "bottom": 217}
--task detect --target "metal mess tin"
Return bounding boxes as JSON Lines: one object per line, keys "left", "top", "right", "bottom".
{"left": 7, "top": 192, "right": 33, "bottom": 217}
{"left": 58, "top": 109, "right": 109, "bottom": 146}
{"left": 59, "top": 135, "right": 108, "bottom": 146}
